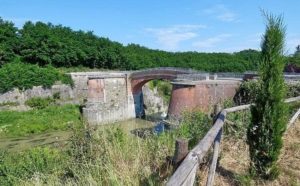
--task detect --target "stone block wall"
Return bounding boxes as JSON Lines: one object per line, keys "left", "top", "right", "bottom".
{"left": 0, "top": 84, "right": 74, "bottom": 107}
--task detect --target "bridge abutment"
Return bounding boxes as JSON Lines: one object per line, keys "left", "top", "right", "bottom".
{"left": 168, "top": 80, "right": 241, "bottom": 119}
{"left": 82, "top": 73, "right": 136, "bottom": 125}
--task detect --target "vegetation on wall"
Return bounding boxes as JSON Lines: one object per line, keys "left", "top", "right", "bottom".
{"left": 247, "top": 13, "right": 287, "bottom": 179}
{"left": 149, "top": 80, "right": 172, "bottom": 103}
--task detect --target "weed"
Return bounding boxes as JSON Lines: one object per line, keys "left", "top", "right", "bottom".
{"left": 0, "top": 101, "right": 19, "bottom": 107}
{"left": 25, "top": 97, "right": 55, "bottom": 109}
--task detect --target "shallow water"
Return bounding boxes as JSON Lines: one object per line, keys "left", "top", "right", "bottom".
{"left": 0, "top": 118, "right": 158, "bottom": 152}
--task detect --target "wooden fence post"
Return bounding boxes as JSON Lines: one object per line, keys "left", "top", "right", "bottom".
{"left": 172, "top": 138, "right": 189, "bottom": 166}
{"left": 206, "top": 104, "right": 222, "bottom": 186}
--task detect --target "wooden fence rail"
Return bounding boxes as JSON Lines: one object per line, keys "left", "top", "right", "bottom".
{"left": 167, "top": 96, "right": 300, "bottom": 186}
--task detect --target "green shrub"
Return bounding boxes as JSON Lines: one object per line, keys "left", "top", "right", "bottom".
{"left": 177, "top": 111, "right": 211, "bottom": 148}
{"left": 234, "top": 80, "right": 261, "bottom": 105}
{"left": 235, "top": 80, "right": 300, "bottom": 105}
{"left": 0, "top": 62, "right": 73, "bottom": 93}
{"left": 53, "top": 92, "right": 61, "bottom": 100}
{"left": 25, "top": 97, "right": 55, "bottom": 109}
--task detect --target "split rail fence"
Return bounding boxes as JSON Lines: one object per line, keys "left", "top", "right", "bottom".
{"left": 167, "top": 96, "right": 300, "bottom": 186}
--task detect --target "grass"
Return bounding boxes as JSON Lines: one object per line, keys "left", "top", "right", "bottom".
{"left": 1, "top": 101, "right": 298, "bottom": 185}
{"left": 0, "top": 104, "right": 82, "bottom": 138}
{"left": 0, "top": 110, "right": 211, "bottom": 185}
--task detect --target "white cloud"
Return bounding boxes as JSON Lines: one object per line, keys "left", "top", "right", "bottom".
{"left": 203, "top": 4, "right": 238, "bottom": 22}
{"left": 145, "top": 24, "right": 206, "bottom": 50}
{"left": 192, "top": 34, "right": 232, "bottom": 49}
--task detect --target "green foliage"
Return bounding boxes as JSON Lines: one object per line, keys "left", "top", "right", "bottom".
{"left": 0, "top": 104, "right": 81, "bottom": 137}
{"left": 235, "top": 80, "right": 261, "bottom": 105}
{"left": 0, "top": 62, "right": 73, "bottom": 93}
{"left": 0, "top": 108, "right": 213, "bottom": 185}
{"left": 235, "top": 80, "right": 300, "bottom": 105}
{"left": 0, "top": 17, "right": 263, "bottom": 72}
{"left": 224, "top": 110, "right": 251, "bottom": 139}
{"left": 53, "top": 92, "right": 60, "bottom": 100}
{"left": 0, "top": 18, "right": 18, "bottom": 66}
{"left": 247, "top": 13, "right": 288, "bottom": 179}
{"left": 177, "top": 111, "right": 211, "bottom": 147}
{"left": 25, "top": 97, "right": 55, "bottom": 109}
{"left": 0, "top": 147, "right": 66, "bottom": 186}
{"left": 149, "top": 80, "right": 172, "bottom": 102}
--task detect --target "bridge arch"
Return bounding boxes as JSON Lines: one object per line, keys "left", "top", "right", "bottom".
{"left": 130, "top": 67, "right": 197, "bottom": 94}
{"left": 129, "top": 67, "right": 197, "bottom": 118}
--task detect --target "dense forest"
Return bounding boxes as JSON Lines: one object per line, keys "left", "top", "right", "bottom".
{"left": 0, "top": 17, "right": 299, "bottom": 72}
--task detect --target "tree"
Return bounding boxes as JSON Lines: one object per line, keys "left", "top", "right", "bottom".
{"left": 295, "top": 45, "right": 300, "bottom": 57}
{"left": 0, "top": 18, "right": 18, "bottom": 66}
{"left": 247, "top": 13, "right": 287, "bottom": 179}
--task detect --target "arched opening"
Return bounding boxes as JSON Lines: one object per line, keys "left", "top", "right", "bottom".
{"left": 132, "top": 78, "right": 172, "bottom": 120}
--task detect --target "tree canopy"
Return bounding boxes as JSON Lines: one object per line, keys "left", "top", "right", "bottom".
{"left": 0, "top": 17, "right": 292, "bottom": 72}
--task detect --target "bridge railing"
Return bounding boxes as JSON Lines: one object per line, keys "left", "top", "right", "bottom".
{"left": 215, "top": 72, "right": 245, "bottom": 79}
{"left": 129, "top": 67, "right": 202, "bottom": 74}
{"left": 176, "top": 73, "right": 209, "bottom": 81}
{"left": 166, "top": 96, "right": 300, "bottom": 186}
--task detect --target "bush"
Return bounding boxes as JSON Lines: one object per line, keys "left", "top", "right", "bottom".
{"left": 25, "top": 97, "right": 55, "bottom": 109}
{"left": 235, "top": 80, "right": 300, "bottom": 105}
{"left": 0, "top": 62, "right": 73, "bottom": 93}
{"left": 234, "top": 80, "right": 261, "bottom": 105}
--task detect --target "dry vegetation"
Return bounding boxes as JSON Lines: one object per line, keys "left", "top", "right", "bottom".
{"left": 197, "top": 120, "right": 300, "bottom": 186}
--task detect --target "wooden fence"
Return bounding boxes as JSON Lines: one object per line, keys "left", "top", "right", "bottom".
{"left": 167, "top": 96, "right": 300, "bottom": 186}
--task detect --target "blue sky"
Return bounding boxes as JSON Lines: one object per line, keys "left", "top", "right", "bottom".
{"left": 1, "top": 0, "right": 299, "bottom": 53}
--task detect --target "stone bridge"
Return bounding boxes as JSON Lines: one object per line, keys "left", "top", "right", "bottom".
{"left": 71, "top": 68, "right": 243, "bottom": 125}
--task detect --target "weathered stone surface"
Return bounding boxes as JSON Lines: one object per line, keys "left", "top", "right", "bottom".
{"left": 0, "top": 84, "right": 75, "bottom": 108}
{"left": 143, "top": 84, "right": 167, "bottom": 115}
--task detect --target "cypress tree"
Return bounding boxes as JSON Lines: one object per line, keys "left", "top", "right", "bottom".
{"left": 247, "top": 12, "right": 287, "bottom": 179}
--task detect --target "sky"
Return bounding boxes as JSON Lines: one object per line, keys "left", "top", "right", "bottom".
{"left": 0, "top": 0, "right": 299, "bottom": 54}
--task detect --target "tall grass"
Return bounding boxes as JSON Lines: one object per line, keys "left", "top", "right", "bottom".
{"left": 0, "top": 110, "right": 211, "bottom": 185}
